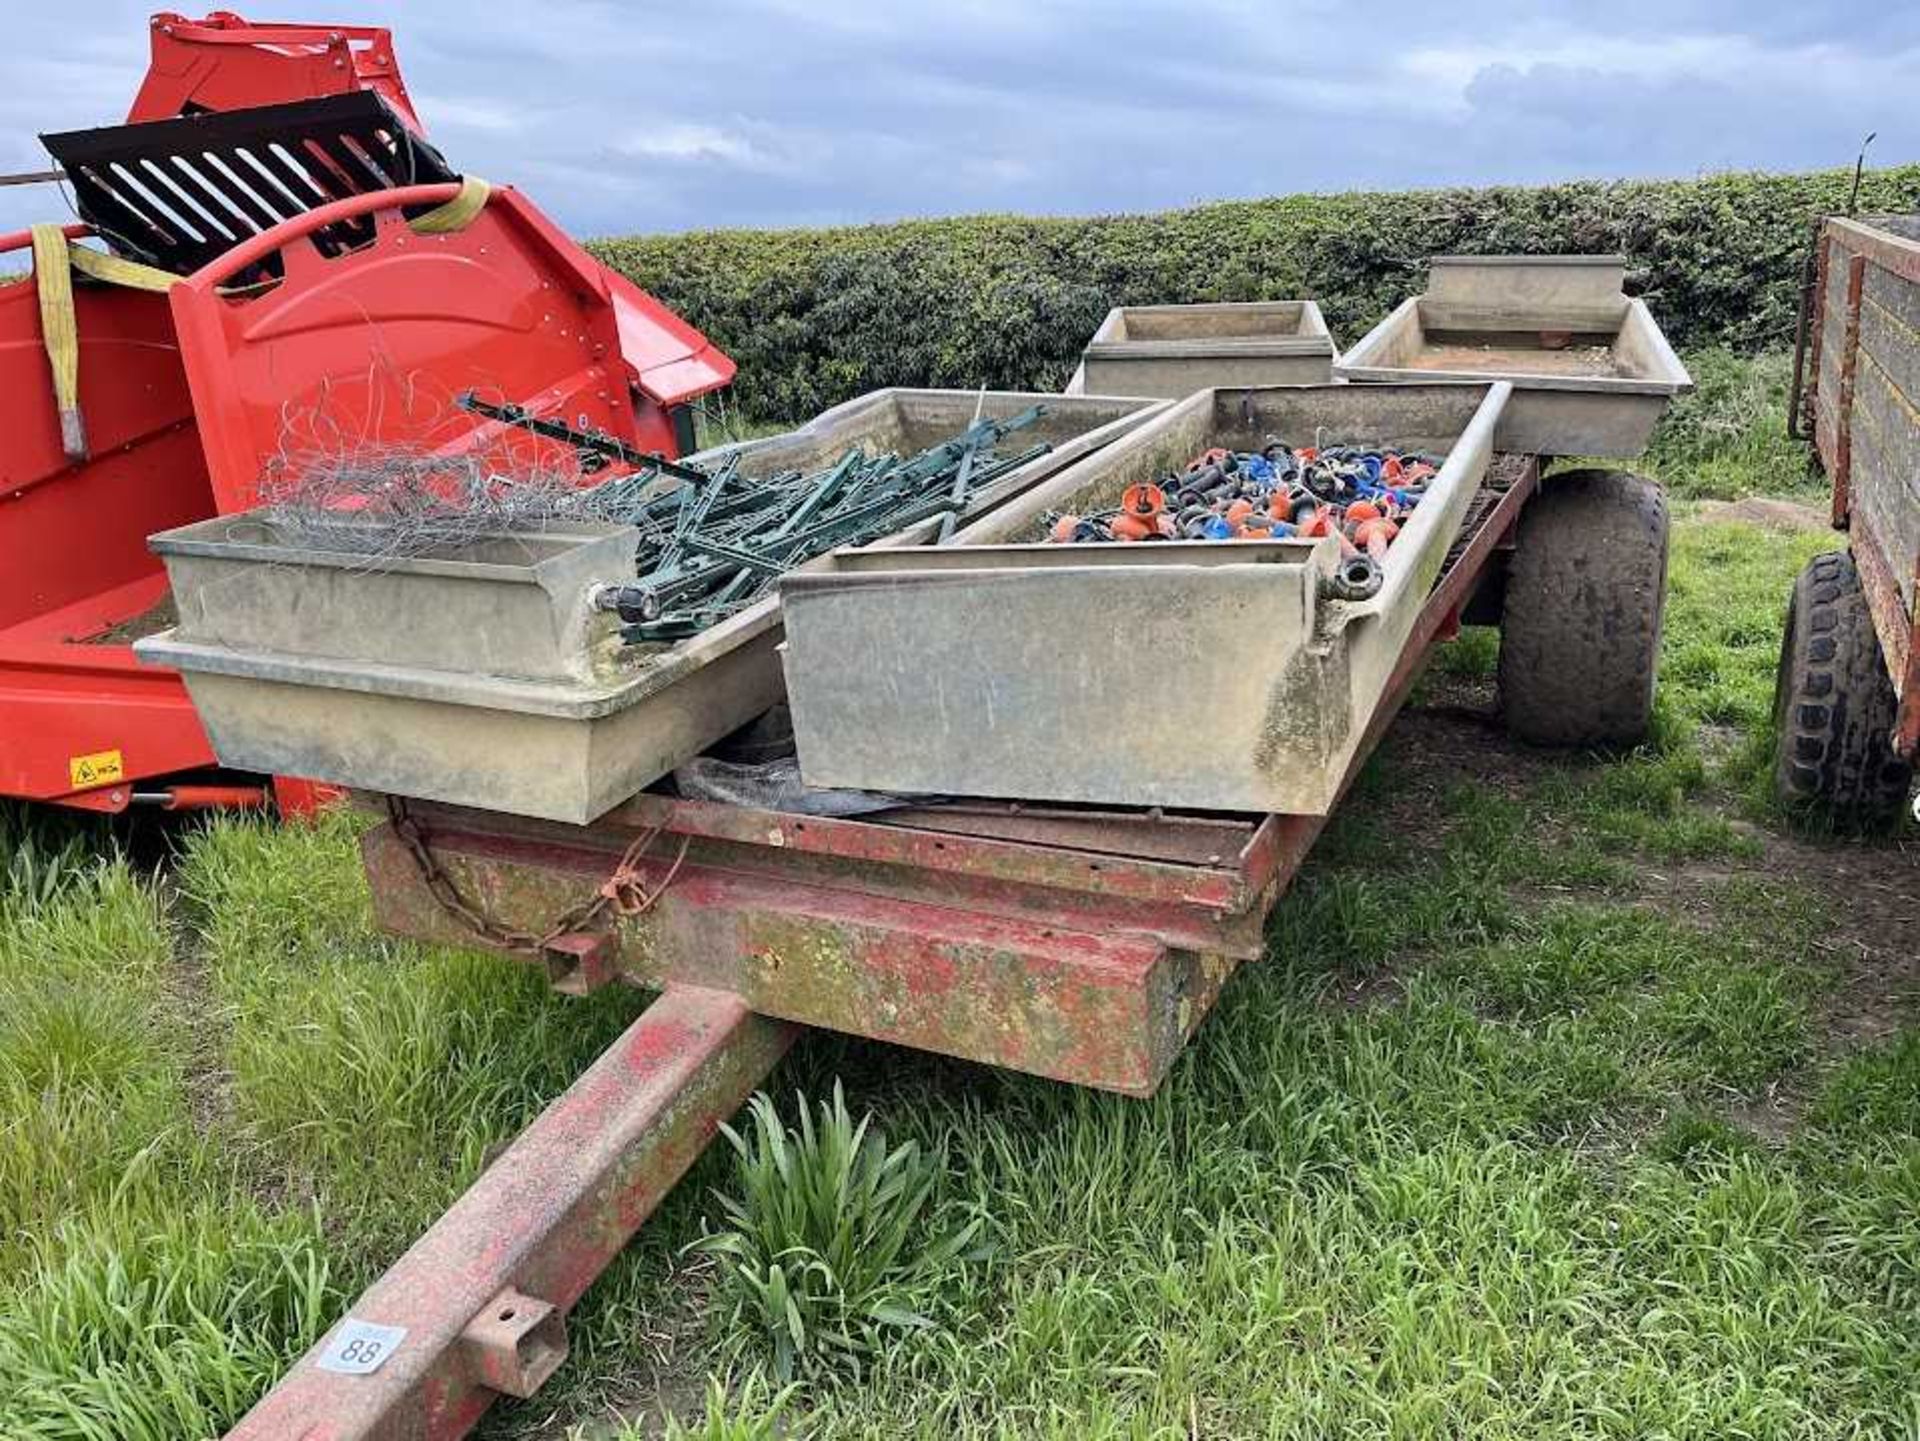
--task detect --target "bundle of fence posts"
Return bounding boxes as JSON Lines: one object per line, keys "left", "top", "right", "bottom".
{"left": 592, "top": 405, "right": 1050, "bottom": 643}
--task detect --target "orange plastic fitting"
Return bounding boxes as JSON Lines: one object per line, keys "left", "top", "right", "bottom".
{"left": 1352, "top": 516, "right": 1399, "bottom": 560}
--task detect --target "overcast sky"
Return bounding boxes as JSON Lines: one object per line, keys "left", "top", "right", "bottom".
{"left": 2, "top": 2, "right": 1914, "bottom": 240}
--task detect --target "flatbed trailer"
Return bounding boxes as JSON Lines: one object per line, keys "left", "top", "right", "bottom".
{"left": 1781, "top": 214, "right": 1920, "bottom": 826}
{"left": 223, "top": 454, "right": 1572, "bottom": 1438}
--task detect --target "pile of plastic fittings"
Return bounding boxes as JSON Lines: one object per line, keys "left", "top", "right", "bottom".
{"left": 1047, "top": 443, "right": 1439, "bottom": 563}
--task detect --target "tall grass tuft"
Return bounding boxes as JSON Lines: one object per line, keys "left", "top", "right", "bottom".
{"left": 655, "top": 1374, "right": 799, "bottom": 1440}
{"left": 0, "top": 803, "right": 98, "bottom": 922}
{"left": 1641, "top": 348, "right": 1816, "bottom": 499}
{"left": 692, "top": 1082, "right": 985, "bottom": 1382}
{"left": 0, "top": 1201, "right": 336, "bottom": 1441}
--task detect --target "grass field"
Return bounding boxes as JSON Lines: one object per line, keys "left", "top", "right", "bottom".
{"left": 0, "top": 350, "right": 1915, "bottom": 1440}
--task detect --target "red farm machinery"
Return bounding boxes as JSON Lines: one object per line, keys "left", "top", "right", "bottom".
{"left": 0, "top": 12, "right": 733, "bottom": 816}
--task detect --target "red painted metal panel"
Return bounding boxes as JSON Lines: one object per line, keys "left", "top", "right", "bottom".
{"left": 126, "top": 15, "right": 731, "bottom": 410}
{"left": 223, "top": 988, "right": 793, "bottom": 1441}
{"left": 606, "top": 271, "right": 737, "bottom": 405}
{"left": 0, "top": 255, "right": 210, "bottom": 626}
{"left": 0, "top": 226, "right": 222, "bottom": 805}
{"left": 165, "top": 184, "right": 630, "bottom": 511}
{"left": 131, "top": 13, "right": 424, "bottom": 131}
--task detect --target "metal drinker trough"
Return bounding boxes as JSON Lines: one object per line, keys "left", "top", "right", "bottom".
{"left": 142, "top": 391, "right": 1165, "bottom": 824}
{"left": 780, "top": 382, "right": 1509, "bottom": 813}
{"left": 1336, "top": 255, "right": 1694, "bottom": 457}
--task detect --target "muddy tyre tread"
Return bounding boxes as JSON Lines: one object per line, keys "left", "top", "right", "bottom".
{"left": 1499, "top": 468, "right": 1669, "bottom": 748}
{"left": 1771, "top": 550, "right": 1912, "bottom": 829}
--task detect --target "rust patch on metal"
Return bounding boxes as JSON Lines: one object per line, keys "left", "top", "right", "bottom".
{"left": 1835, "top": 252, "right": 1868, "bottom": 526}
{"left": 1804, "top": 230, "right": 1831, "bottom": 436}
{"left": 367, "top": 825, "right": 1185, "bottom": 1094}
{"left": 1851, "top": 525, "right": 1919, "bottom": 757}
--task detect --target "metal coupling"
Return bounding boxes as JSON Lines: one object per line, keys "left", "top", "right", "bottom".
{"left": 591, "top": 583, "right": 661, "bottom": 623}
{"left": 1321, "top": 552, "right": 1383, "bottom": 602}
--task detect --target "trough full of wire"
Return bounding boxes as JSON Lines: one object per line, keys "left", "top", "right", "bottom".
{"left": 138, "top": 389, "right": 1165, "bottom": 823}
{"left": 780, "top": 382, "right": 1511, "bottom": 814}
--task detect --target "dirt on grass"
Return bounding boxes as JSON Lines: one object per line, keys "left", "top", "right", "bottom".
{"left": 1694, "top": 496, "right": 1828, "bottom": 531}
{"left": 1366, "top": 690, "right": 1920, "bottom": 1143}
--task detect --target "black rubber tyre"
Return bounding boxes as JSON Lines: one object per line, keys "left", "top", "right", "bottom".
{"left": 1771, "top": 550, "right": 1912, "bottom": 829}
{"left": 1499, "top": 468, "right": 1669, "bottom": 747}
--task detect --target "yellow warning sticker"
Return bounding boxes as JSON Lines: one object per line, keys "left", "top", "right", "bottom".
{"left": 68, "top": 749, "right": 125, "bottom": 790}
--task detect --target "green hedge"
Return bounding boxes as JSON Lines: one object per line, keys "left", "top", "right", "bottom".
{"left": 590, "top": 166, "right": 1920, "bottom": 423}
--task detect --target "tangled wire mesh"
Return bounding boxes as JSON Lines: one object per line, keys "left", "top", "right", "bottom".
{"left": 255, "top": 362, "right": 668, "bottom": 568}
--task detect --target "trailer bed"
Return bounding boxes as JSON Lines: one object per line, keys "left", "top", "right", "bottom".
{"left": 225, "top": 451, "right": 1539, "bottom": 1439}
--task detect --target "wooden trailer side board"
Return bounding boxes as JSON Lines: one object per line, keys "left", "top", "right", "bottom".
{"left": 1806, "top": 216, "right": 1920, "bottom": 738}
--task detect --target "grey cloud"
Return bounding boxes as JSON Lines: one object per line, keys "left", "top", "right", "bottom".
{"left": 0, "top": 0, "right": 1914, "bottom": 242}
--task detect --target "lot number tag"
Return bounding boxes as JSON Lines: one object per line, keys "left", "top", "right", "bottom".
{"left": 317, "top": 1318, "right": 408, "bottom": 1375}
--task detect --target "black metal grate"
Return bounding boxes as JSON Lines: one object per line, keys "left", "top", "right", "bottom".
{"left": 41, "top": 91, "right": 458, "bottom": 276}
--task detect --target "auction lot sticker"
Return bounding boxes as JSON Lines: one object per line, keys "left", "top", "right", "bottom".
{"left": 317, "top": 1318, "right": 408, "bottom": 1376}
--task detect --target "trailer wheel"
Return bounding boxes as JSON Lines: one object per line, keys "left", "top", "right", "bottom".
{"left": 1771, "top": 550, "right": 1912, "bottom": 829}
{"left": 1499, "top": 468, "right": 1668, "bottom": 747}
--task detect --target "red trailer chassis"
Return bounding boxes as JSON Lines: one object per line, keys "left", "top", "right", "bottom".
{"left": 223, "top": 460, "right": 1539, "bottom": 1439}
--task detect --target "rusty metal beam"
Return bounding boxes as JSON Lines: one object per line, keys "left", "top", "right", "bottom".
{"left": 1851, "top": 521, "right": 1920, "bottom": 759}
{"left": 1789, "top": 225, "right": 1820, "bottom": 441}
{"left": 224, "top": 988, "right": 794, "bottom": 1441}
{"left": 1834, "top": 253, "right": 1868, "bottom": 526}
{"left": 1902, "top": 564, "right": 1920, "bottom": 759}
{"left": 364, "top": 825, "right": 1234, "bottom": 1096}
{"left": 1802, "top": 229, "right": 1831, "bottom": 443}
{"left": 388, "top": 788, "right": 1272, "bottom": 955}
{"left": 598, "top": 792, "right": 1265, "bottom": 918}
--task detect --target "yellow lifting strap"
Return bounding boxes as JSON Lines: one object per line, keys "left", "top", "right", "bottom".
{"left": 30, "top": 223, "right": 182, "bottom": 462}
{"left": 408, "top": 175, "right": 491, "bottom": 235}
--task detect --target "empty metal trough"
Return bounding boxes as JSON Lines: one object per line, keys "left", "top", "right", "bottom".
{"left": 1335, "top": 256, "right": 1691, "bottom": 457}
{"left": 1065, "top": 301, "right": 1337, "bottom": 398}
